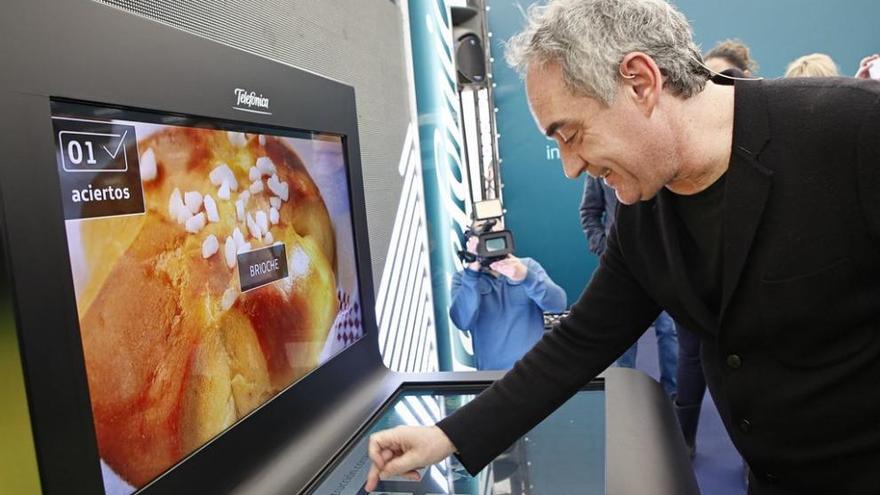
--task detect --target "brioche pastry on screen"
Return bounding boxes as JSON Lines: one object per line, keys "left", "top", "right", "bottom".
{"left": 75, "top": 128, "right": 338, "bottom": 486}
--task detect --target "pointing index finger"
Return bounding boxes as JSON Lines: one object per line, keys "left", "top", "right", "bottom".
{"left": 368, "top": 433, "right": 387, "bottom": 469}
{"left": 365, "top": 463, "right": 380, "bottom": 492}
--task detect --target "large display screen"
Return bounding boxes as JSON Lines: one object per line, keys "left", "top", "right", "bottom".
{"left": 311, "top": 387, "right": 606, "bottom": 495}
{"left": 50, "top": 101, "right": 365, "bottom": 494}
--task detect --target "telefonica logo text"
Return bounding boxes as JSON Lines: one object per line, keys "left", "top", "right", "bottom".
{"left": 233, "top": 88, "right": 271, "bottom": 115}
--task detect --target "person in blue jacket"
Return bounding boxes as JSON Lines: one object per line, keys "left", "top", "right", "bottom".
{"left": 450, "top": 234, "right": 567, "bottom": 370}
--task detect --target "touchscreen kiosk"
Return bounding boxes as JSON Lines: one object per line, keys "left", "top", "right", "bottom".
{"left": 1, "top": 1, "right": 699, "bottom": 494}
{"left": 1, "top": 1, "right": 382, "bottom": 493}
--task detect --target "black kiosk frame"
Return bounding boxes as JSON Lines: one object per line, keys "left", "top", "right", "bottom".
{"left": 0, "top": 1, "right": 698, "bottom": 494}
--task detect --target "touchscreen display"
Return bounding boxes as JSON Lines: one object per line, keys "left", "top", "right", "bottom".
{"left": 50, "top": 101, "right": 365, "bottom": 494}
{"left": 311, "top": 388, "right": 605, "bottom": 495}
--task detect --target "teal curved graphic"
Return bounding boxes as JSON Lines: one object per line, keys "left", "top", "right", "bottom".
{"left": 407, "top": 0, "right": 474, "bottom": 371}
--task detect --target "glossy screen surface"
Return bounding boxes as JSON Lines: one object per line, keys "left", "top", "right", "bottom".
{"left": 311, "top": 387, "right": 606, "bottom": 495}
{"left": 51, "top": 100, "right": 365, "bottom": 494}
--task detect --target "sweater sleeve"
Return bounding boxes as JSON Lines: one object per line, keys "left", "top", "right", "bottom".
{"left": 437, "top": 225, "right": 661, "bottom": 474}
{"left": 449, "top": 268, "right": 482, "bottom": 330}
{"left": 856, "top": 93, "right": 880, "bottom": 239}
{"left": 519, "top": 258, "right": 567, "bottom": 312}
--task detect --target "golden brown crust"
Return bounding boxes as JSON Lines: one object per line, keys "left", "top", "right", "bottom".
{"left": 76, "top": 128, "right": 338, "bottom": 486}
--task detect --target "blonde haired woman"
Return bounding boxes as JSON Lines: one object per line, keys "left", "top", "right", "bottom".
{"left": 785, "top": 53, "right": 839, "bottom": 77}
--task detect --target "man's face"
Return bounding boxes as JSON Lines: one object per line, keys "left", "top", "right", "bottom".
{"left": 526, "top": 62, "right": 678, "bottom": 205}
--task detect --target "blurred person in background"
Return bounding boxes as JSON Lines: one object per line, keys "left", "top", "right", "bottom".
{"left": 704, "top": 39, "right": 758, "bottom": 77}
{"left": 450, "top": 230, "right": 567, "bottom": 370}
{"left": 855, "top": 53, "right": 880, "bottom": 80}
{"left": 785, "top": 53, "right": 839, "bottom": 78}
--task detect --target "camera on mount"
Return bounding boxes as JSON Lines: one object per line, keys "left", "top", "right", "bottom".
{"left": 458, "top": 199, "right": 515, "bottom": 269}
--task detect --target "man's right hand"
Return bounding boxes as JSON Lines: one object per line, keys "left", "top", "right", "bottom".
{"left": 365, "top": 425, "right": 457, "bottom": 491}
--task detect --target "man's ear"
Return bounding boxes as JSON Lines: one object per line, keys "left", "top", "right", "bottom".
{"left": 618, "top": 52, "right": 663, "bottom": 116}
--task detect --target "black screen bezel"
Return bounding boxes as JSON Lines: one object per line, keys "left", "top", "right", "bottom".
{"left": 0, "top": 1, "right": 384, "bottom": 493}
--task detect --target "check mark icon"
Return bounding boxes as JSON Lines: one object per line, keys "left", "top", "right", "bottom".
{"left": 102, "top": 130, "right": 128, "bottom": 159}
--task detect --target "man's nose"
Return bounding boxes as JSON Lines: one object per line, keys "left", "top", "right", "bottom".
{"left": 560, "top": 151, "right": 585, "bottom": 179}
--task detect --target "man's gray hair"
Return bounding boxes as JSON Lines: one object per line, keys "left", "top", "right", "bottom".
{"left": 506, "top": 0, "right": 711, "bottom": 104}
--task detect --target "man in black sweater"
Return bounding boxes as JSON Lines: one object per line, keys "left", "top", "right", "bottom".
{"left": 366, "top": 0, "right": 880, "bottom": 493}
